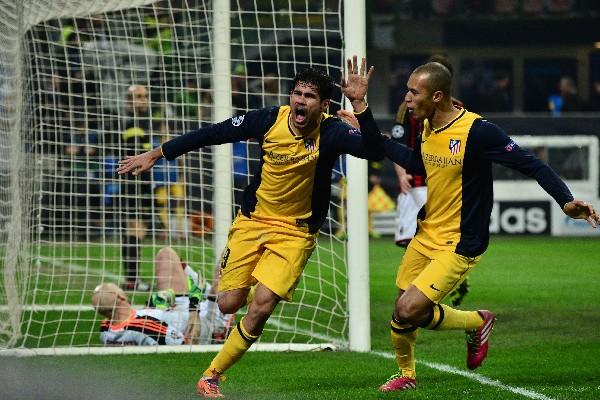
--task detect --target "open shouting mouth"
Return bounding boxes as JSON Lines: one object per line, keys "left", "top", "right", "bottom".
{"left": 293, "top": 107, "right": 307, "bottom": 125}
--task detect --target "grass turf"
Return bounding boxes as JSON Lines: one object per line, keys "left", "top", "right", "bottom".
{"left": 2, "top": 236, "right": 600, "bottom": 399}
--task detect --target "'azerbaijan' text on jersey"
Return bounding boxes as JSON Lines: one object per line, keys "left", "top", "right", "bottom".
{"left": 357, "top": 107, "right": 572, "bottom": 257}
{"left": 161, "top": 106, "right": 381, "bottom": 233}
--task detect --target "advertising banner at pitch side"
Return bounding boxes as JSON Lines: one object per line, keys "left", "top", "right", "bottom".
{"left": 489, "top": 200, "right": 600, "bottom": 236}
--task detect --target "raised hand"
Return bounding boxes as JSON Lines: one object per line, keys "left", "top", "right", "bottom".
{"left": 340, "top": 55, "right": 374, "bottom": 110}
{"left": 563, "top": 199, "right": 600, "bottom": 228}
{"left": 117, "top": 147, "right": 163, "bottom": 176}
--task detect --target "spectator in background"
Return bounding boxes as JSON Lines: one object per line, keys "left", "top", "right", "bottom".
{"left": 144, "top": 14, "right": 173, "bottom": 56}
{"left": 144, "top": 13, "right": 176, "bottom": 90}
{"left": 152, "top": 120, "right": 187, "bottom": 240}
{"left": 482, "top": 70, "right": 512, "bottom": 112}
{"left": 558, "top": 76, "right": 585, "bottom": 112}
{"left": 367, "top": 159, "right": 387, "bottom": 239}
{"left": 120, "top": 84, "right": 154, "bottom": 292}
{"left": 174, "top": 78, "right": 200, "bottom": 121}
{"left": 231, "top": 63, "right": 260, "bottom": 114}
{"left": 231, "top": 64, "right": 260, "bottom": 210}
{"left": 588, "top": 80, "right": 600, "bottom": 111}
{"left": 331, "top": 156, "right": 347, "bottom": 240}
{"left": 56, "top": 23, "right": 99, "bottom": 129}
{"left": 62, "top": 117, "right": 101, "bottom": 236}
{"left": 250, "top": 72, "right": 286, "bottom": 108}
{"left": 548, "top": 76, "right": 585, "bottom": 116}
{"left": 198, "top": 90, "right": 213, "bottom": 121}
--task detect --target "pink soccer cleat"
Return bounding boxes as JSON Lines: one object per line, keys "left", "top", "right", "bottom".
{"left": 466, "top": 310, "right": 497, "bottom": 370}
{"left": 378, "top": 373, "right": 417, "bottom": 392}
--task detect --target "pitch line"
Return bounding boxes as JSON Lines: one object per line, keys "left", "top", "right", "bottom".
{"left": 37, "top": 256, "right": 122, "bottom": 281}
{"left": 372, "top": 351, "right": 555, "bottom": 400}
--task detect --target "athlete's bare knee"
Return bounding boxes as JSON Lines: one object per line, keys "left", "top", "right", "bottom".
{"left": 395, "top": 299, "right": 426, "bottom": 325}
{"left": 217, "top": 290, "right": 247, "bottom": 314}
{"left": 218, "top": 298, "right": 242, "bottom": 314}
{"left": 394, "top": 286, "right": 433, "bottom": 325}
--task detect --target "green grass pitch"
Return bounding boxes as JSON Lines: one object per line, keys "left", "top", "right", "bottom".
{"left": 2, "top": 236, "right": 599, "bottom": 399}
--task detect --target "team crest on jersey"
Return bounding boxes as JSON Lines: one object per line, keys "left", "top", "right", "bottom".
{"left": 304, "top": 138, "right": 317, "bottom": 152}
{"left": 449, "top": 139, "right": 461, "bottom": 155}
{"left": 231, "top": 115, "right": 245, "bottom": 126}
{"left": 505, "top": 140, "right": 516, "bottom": 152}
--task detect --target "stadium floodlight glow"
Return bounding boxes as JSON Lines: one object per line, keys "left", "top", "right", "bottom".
{"left": 0, "top": 0, "right": 369, "bottom": 355}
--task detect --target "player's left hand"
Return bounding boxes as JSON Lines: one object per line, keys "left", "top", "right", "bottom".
{"left": 336, "top": 109, "right": 360, "bottom": 129}
{"left": 341, "top": 55, "right": 374, "bottom": 110}
{"left": 563, "top": 199, "right": 600, "bottom": 228}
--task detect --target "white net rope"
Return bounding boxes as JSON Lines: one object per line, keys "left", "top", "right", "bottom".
{"left": 1, "top": 0, "right": 348, "bottom": 351}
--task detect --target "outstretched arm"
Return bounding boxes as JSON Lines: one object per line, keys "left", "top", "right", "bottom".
{"left": 117, "top": 107, "right": 278, "bottom": 176}
{"left": 473, "top": 119, "right": 599, "bottom": 228}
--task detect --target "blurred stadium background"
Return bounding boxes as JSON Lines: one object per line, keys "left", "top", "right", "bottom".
{"left": 367, "top": 0, "right": 600, "bottom": 237}
{"left": 1, "top": 1, "right": 599, "bottom": 398}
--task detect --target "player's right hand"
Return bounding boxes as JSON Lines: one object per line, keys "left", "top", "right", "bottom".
{"left": 117, "top": 147, "right": 163, "bottom": 176}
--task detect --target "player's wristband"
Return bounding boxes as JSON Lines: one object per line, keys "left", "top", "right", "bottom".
{"left": 352, "top": 103, "right": 368, "bottom": 115}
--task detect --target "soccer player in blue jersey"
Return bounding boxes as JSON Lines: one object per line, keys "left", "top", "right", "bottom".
{"left": 350, "top": 61, "right": 600, "bottom": 392}
{"left": 117, "top": 59, "right": 378, "bottom": 398}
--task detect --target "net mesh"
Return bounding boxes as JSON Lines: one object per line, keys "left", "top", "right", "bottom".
{"left": 0, "top": 0, "right": 348, "bottom": 351}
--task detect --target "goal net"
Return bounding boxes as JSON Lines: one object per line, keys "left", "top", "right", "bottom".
{"left": 0, "top": 0, "right": 352, "bottom": 354}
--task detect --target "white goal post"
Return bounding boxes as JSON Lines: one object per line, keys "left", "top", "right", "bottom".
{"left": 0, "top": 0, "right": 370, "bottom": 355}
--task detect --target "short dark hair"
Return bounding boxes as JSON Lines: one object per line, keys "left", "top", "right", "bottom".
{"left": 413, "top": 62, "right": 452, "bottom": 96}
{"left": 292, "top": 67, "right": 335, "bottom": 100}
